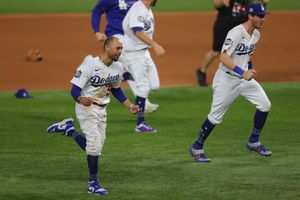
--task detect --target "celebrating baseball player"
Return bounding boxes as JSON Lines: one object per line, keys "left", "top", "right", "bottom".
{"left": 46, "top": 37, "right": 139, "bottom": 195}
{"left": 122, "top": 0, "right": 165, "bottom": 133}
{"left": 196, "top": 0, "right": 269, "bottom": 86}
{"left": 190, "top": 3, "right": 272, "bottom": 162}
{"left": 91, "top": 0, "right": 160, "bottom": 113}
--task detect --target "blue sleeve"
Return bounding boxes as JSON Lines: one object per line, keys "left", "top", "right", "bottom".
{"left": 132, "top": 27, "right": 144, "bottom": 33}
{"left": 111, "top": 87, "right": 127, "bottom": 103}
{"left": 91, "top": 0, "right": 111, "bottom": 33}
{"left": 71, "top": 84, "right": 82, "bottom": 103}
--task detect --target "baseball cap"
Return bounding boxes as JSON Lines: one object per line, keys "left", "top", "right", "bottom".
{"left": 15, "top": 88, "right": 33, "bottom": 99}
{"left": 247, "top": 3, "right": 270, "bottom": 15}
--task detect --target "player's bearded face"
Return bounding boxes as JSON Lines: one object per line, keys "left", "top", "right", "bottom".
{"left": 252, "top": 15, "right": 265, "bottom": 29}
{"left": 108, "top": 43, "right": 123, "bottom": 61}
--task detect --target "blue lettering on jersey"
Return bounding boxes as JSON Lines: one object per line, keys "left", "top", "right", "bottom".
{"left": 90, "top": 74, "right": 120, "bottom": 87}
{"left": 235, "top": 43, "right": 257, "bottom": 55}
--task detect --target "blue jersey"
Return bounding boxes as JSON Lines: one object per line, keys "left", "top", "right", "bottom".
{"left": 91, "top": 0, "right": 137, "bottom": 37}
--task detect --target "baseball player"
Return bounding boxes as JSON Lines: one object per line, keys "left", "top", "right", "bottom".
{"left": 122, "top": 0, "right": 165, "bottom": 133}
{"left": 190, "top": 3, "right": 272, "bottom": 162}
{"left": 46, "top": 37, "right": 139, "bottom": 195}
{"left": 91, "top": 0, "right": 160, "bottom": 113}
{"left": 196, "top": 0, "right": 269, "bottom": 86}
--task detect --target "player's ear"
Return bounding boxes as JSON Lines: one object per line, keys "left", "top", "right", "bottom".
{"left": 151, "top": 0, "right": 157, "bottom": 7}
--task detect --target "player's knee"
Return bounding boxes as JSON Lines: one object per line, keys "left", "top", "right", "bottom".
{"left": 258, "top": 99, "right": 271, "bottom": 112}
{"left": 150, "top": 84, "right": 159, "bottom": 91}
{"left": 86, "top": 137, "right": 105, "bottom": 156}
{"left": 208, "top": 115, "right": 222, "bottom": 125}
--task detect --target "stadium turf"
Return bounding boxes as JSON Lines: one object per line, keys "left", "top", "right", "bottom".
{"left": 0, "top": 83, "right": 299, "bottom": 199}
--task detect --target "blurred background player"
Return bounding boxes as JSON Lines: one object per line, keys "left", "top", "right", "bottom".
{"left": 91, "top": 0, "right": 160, "bottom": 113}
{"left": 196, "top": 0, "right": 269, "bottom": 86}
{"left": 122, "top": 0, "right": 165, "bottom": 133}
{"left": 47, "top": 37, "right": 138, "bottom": 195}
{"left": 190, "top": 3, "right": 272, "bottom": 162}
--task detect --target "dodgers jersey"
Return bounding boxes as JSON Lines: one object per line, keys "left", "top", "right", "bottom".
{"left": 219, "top": 24, "right": 260, "bottom": 75}
{"left": 122, "top": 0, "right": 154, "bottom": 51}
{"left": 71, "top": 55, "right": 123, "bottom": 105}
{"left": 91, "top": 0, "right": 138, "bottom": 36}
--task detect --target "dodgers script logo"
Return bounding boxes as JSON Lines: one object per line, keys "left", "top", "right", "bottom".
{"left": 235, "top": 43, "right": 257, "bottom": 55}
{"left": 90, "top": 74, "right": 120, "bottom": 87}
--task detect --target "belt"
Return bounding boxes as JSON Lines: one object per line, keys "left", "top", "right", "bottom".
{"left": 92, "top": 102, "right": 107, "bottom": 107}
{"left": 225, "top": 71, "right": 243, "bottom": 79}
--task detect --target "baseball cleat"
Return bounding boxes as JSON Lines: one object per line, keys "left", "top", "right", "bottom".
{"left": 246, "top": 142, "right": 272, "bottom": 157}
{"left": 135, "top": 122, "right": 157, "bottom": 133}
{"left": 47, "top": 118, "right": 74, "bottom": 136}
{"left": 144, "top": 102, "right": 159, "bottom": 113}
{"left": 189, "top": 147, "right": 211, "bottom": 162}
{"left": 87, "top": 180, "right": 108, "bottom": 195}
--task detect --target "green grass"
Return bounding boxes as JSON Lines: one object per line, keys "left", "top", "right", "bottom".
{"left": 0, "top": 0, "right": 300, "bottom": 13}
{"left": 0, "top": 83, "right": 300, "bottom": 199}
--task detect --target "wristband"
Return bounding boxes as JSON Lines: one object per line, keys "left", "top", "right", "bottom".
{"left": 248, "top": 61, "right": 253, "bottom": 70}
{"left": 233, "top": 66, "right": 245, "bottom": 76}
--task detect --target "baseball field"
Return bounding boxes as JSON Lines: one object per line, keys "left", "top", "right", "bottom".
{"left": 0, "top": 0, "right": 300, "bottom": 199}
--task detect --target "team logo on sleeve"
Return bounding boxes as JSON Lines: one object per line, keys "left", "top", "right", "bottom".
{"left": 74, "top": 70, "right": 82, "bottom": 78}
{"left": 224, "top": 38, "right": 232, "bottom": 46}
{"left": 138, "top": 16, "right": 145, "bottom": 23}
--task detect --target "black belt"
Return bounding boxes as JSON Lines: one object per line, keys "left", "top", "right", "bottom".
{"left": 92, "top": 102, "right": 107, "bottom": 107}
{"left": 226, "top": 71, "right": 242, "bottom": 79}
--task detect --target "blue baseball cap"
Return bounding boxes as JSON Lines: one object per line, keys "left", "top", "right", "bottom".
{"left": 247, "top": 3, "right": 270, "bottom": 15}
{"left": 15, "top": 88, "right": 33, "bottom": 99}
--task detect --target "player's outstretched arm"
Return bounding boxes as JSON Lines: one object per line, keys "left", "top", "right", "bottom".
{"left": 220, "top": 52, "right": 256, "bottom": 80}
{"left": 111, "top": 87, "right": 138, "bottom": 114}
{"left": 135, "top": 31, "right": 165, "bottom": 57}
{"left": 123, "top": 99, "right": 139, "bottom": 114}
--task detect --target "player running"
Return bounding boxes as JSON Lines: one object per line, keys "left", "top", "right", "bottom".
{"left": 91, "top": 0, "right": 160, "bottom": 113}
{"left": 122, "top": 0, "right": 165, "bottom": 133}
{"left": 46, "top": 37, "right": 139, "bottom": 195}
{"left": 189, "top": 3, "right": 272, "bottom": 162}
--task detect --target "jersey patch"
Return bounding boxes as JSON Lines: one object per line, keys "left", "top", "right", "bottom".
{"left": 138, "top": 16, "right": 145, "bottom": 23}
{"left": 224, "top": 38, "right": 232, "bottom": 46}
{"left": 74, "top": 70, "right": 82, "bottom": 78}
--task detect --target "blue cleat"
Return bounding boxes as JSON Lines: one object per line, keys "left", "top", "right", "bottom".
{"left": 246, "top": 142, "right": 272, "bottom": 157}
{"left": 47, "top": 118, "right": 74, "bottom": 136}
{"left": 189, "top": 147, "right": 211, "bottom": 163}
{"left": 87, "top": 180, "right": 108, "bottom": 195}
{"left": 135, "top": 122, "right": 157, "bottom": 133}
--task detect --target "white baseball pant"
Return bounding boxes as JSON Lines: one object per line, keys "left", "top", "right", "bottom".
{"left": 75, "top": 103, "right": 107, "bottom": 156}
{"left": 208, "top": 68, "right": 271, "bottom": 125}
{"left": 124, "top": 50, "right": 160, "bottom": 98}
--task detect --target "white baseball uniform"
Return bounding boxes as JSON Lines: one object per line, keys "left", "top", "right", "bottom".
{"left": 122, "top": 0, "right": 160, "bottom": 98}
{"left": 208, "top": 24, "right": 271, "bottom": 125}
{"left": 71, "top": 55, "right": 123, "bottom": 156}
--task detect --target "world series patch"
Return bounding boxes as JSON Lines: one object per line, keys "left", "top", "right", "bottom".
{"left": 75, "top": 70, "right": 82, "bottom": 78}
{"left": 224, "top": 38, "right": 232, "bottom": 46}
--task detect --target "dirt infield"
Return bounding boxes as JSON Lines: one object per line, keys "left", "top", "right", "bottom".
{"left": 0, "top": 12, "right": 300, "bottom": 91}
